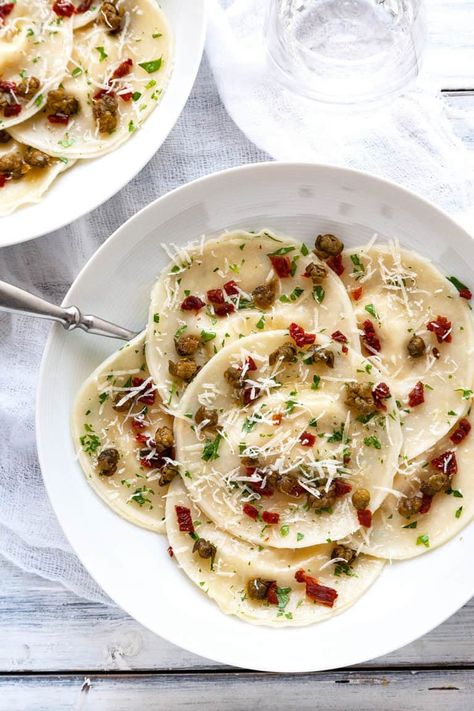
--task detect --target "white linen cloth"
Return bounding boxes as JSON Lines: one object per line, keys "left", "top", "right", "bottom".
{"left": 1, "top": 0, "right": 474, "bottom": 603}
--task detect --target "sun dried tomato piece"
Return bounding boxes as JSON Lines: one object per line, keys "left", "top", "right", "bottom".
{"left": 289, "top": 322, "right": 316, "bottom": 347}
{"left": 207, "top": 288, "right": 225, "bottom": 304}
{"left": 52, "top": 0, "right": 75, "bottom": 16}
{"left": 294, "top": 569, "right": 306, "bottom": 583}
{"left": 139, "top": 447, "right": 164, "bottom": 469}
{"left": 245, "top": 356, "right": 257, "bottom": 371}
{"left": 48, "top": 113, "right": 69, "bottom": 125}
{"left": 326, "top": 254, "right": 344, "bottom": 276}
{"left": 214, "top": 302, "right": 235, "bottom": 316}
{"left": 0, "top": 174, "right": 6, "bottom": 189}
{"left": 0, "top": 3, "right": 14, "bottom": 22}
{"left": 459, "top": 288, "right": 472, "bottom": 299}
{"left": 112, "top": 58, "right": 133, "bottom": 79}
{"left": 269, "top": 254, "right": 292, "bottom": 277}
{"left": 223, "top": 280, "right": 239, "bottom": 296}
{"left": 408, "top": 381, "right": 424, "bottom": 408}
{"left": 262, "top": 510, "right": 280, "bottom": 524}
{"left": 247, "top": 470, "right": 274, "bottom": 497}
{"left": 361, "top": 319, "right": 381, "bottom": 353}
{"left": 334, "top": 479, "right": 352, "bottom": 497}
{"left": 243, "top": 503, "right": 258, "bottom": 520}
{"left": 272, "top": 413, "right": 283, "bottom": 425}
{"left": 76, "top": 0, "right": 93, "bottom": 11}
{"left": 0, "top": 80, "right": 16, "bottom": 92}
{"left": 266, "top": 582, "right": 279, "bottom": 605}
{"left": 331, "top": 330, "right": 348, "bottom": 353}
{"left": 427, "top": 315, "right": 452, "bottom": 344}
{"left": 119, "top": 92, "right": 133, "bottom": 102}
{"left": 131, "top": 417, "right": 146, "bottom": 431}
{"left": 357, "top": 509, "right": 372, "bottom": 527}
{"left": 352, "top": 287, "right": 363, "bottom": 301}
{"left": 432, "top": 347, "right": 440, "bottom": 359}
{"left": 299, "top": 431, "right": 316, "bottom": 447}
{"left": 132, "top": 377, "right": 156, "bottom": 405}
{"left": 175, "top": 505, "right": 194, "bottom": 533}
{"left": 420, "top": 494, "right": 433, "bottom": 514}
{"left": 243, "top": 386, "right": 261, "bottom": 406}
{"left": 430, "top": 450, "right": 457, "bottom": 476}
{"left": 167, "top": 546, "right": 174, "bottom": 558}
{"left": 4, "top": 104, "right": 21, "bottom": 117}
{"left": 135, "top": 432, "right": 149, "bottom": 444}
{"left": 180, "top": 295, "right": 205, "bottom": 311}
{"left": 305, "top": 575, "right": 338, "bottom": 607}
{"left": 450, "top": 418, "right": 471, "bottom": 445}
{"left": 373, "top": 382, "right": 391, "bottom": 410}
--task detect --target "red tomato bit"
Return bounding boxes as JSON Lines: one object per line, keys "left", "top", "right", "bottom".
{"left": 119, "top": 92, "right": 133, "bottom": 102}
{"left": 266, "top": 582, "right": 279, "bottom": 605}
{"left": 294, "top": 569, "right": 306, "bottom": 583}
{"left": 289, "top": 322, "right": 316, "bottom": 346}
{"left": 48, "top": 113, "right": 69, "bottom": 125}
{"left": 245, "top": 356, "right": 257, "bottom": 371}
{"left": 112, "top": 58, "right": 133, "bottom": 79}
{"left": 334, "top": 479, "right": 352, "bottom": 497}
{"left": 132, "top": 377, "right": 156, "bottom": 405}
{"left": 272, "top": 413, "right": 283, "bottom": 425}
{"left": 459, "top": 287, "right": 472, "bottom": 300}
{"left": 243, "top": 503, "right": 258, "bottom": 520}
{"left": 408, "top": 381, "right": 424, "bottom": 408}
{"left": 223, "top": 280, "right": 239, "bottom": 296}
{"left": 427, "top": 315, "right": 452, "bottom": 343}
{"left": 299, "top": 431, "right": 316, "bottom": 447}
{"left": 207, "top": 288, "right": 225, "bottom": 304}
{"left": 131, "top": 417, "right": 146, "bottom": 431}
{"left": 450, "top": 418, "right": 471, "bottom": 445}
{"left": 331, "top": 330, "right": 348, "bottom": 353}
{"left": 0, "top": 3, "right": 14, "bottom": 23}
{"left": 420, "top": 494, "right": 433, "bottom": 514}
{"left": 361, "top": 319, "right": 381, "bottom": 353}
{"left": 352, "top": 286, "right": 363, "bottom": 301}
{"left": 269, "top": 254, "right": 292, "bottom": 277}
{"left": 430, "top": 450, "right": 457, "bottom": 477}
{"left": 213, "top": 302, "right": 235, "bottom": 316}
{"left": 0, "top": 174, "right": 6, "bottom": 189}
{"left": 373, "top": 382, "right": 391, "bottom": 410}
{"left": 326, "top": 254, "right": 344, "bottom": 276}
{"left": 52, "top": 0, "right": 75, "bottom": 16}
{"left": 243, "top": 386, "right": 261, "bottom": 406}
{"left": 4, "top": 103, "right": 21, "bottom": 117}
{"left": 357, "top": 509, "right": 372, "bottom": 527}
{"left": 262, "top": 511, "right": 280, "bottom": 525}
{"left": 180, "top": 295, "right": 205, "bottom": 311}
{"left": 294, "top": 570, "right": 338, "bottom": 608}
{"left": 175, "top": 505, "right": 194, "bottom": 533}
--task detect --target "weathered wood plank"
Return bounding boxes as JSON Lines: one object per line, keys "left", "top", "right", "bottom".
{"left": 2, "top": 557, "right": 474, "bottom": 672}
{"left": 0, "top": 671, "right": 473, "bottom": 711}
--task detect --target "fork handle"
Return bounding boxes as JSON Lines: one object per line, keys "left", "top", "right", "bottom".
{"left": 0, "top": 280, "right": 138, "bottom": 341}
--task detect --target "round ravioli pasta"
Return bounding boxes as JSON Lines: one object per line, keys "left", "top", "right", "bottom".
{"left": 174, "top": 329, "right": 403, "bottom": 548}
{"left": 358, "top": 402, "right": 474, "bottom": 560}
{"left": 72, "top": 333, "right": 174, "bottom": 533}
{"left": 0, "top": 137, "right": 71, "bottom": 216}
{"left": 166, "top": 478, "right": 384, "bottom": 627}
{"left": 340, "top": 242, "right": 474, "bottom": 460}
{"left": 10, "top": 0, "right": 172, "bottom": 158}
{"left": 147, "top": 230, "right": 360, "bottom": 410}
{"left": 0, "top": 0, "right": 73, "bottom": 129}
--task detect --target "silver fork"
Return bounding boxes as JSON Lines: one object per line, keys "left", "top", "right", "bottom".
{"left": 0, "top": 279, "right": 138, "bottom": 341}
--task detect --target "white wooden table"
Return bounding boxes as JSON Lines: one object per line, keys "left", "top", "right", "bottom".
{"left": 2, "top": 3, "right": 474, "bottom": 708}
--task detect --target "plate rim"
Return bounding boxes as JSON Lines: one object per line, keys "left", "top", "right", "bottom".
{"left": 36, "top": 160, "right": 474, "bottom": 672}
{"left": 0, "top": 0, "right": 207, "bottom": 248}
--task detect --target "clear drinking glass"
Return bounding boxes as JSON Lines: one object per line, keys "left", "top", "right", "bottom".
{"left": 265, "top": 0, "right": 426, "bottom": 105}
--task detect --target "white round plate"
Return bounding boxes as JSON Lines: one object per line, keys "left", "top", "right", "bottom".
{"left": 1, "top": 0, "right": 206, "bottom": 248}
{"left": 37, "top": 163, "right": 474, "bottom": 673}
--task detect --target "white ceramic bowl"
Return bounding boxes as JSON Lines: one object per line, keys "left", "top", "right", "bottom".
{"left": 37, "top": 163, "right": 474, "bottom": 672}
{"left": 1, "top": 0, "right": 206, "bottom": 247}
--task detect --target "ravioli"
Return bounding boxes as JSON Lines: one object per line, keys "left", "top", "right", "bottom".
{"left": 147, "top": 230, "right": 360, "bottom": 410}
{"left": 0, "top": 137, "right": 71, "bottom": 216}
{"left": 10, "top": 0, "right": 172, "bottom": 158}
{"left": 166, "top": 478, "right": 385, "bottom": 627}
{"left": 340, "top": 243, "right": 474, "bottom": 459}
{"left": 0, "top": 0, "right": 73, "bottom": 129}
{"left": 72, "top": 333, "right": 174, "bottom": 533}
{"left": 358, "top": 402, "right": 474, "bottom": 559}
{"left": 174, "top": 329, "right": 403, "bottom": 548}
